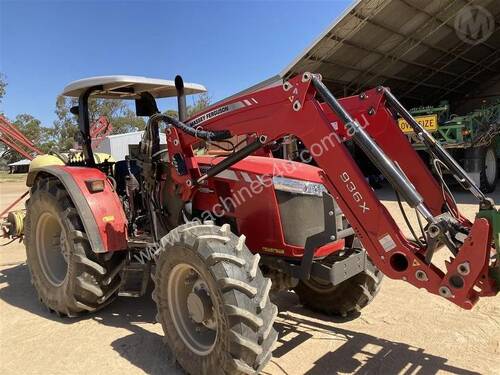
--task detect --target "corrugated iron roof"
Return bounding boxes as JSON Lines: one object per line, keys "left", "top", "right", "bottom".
{"left": 282, "top": 0, "right": 500, "bottom": 108}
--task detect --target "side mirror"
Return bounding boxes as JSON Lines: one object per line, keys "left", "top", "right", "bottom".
{"left": 70, "top": 106, "right": 79, "bottom": 115}
{"left": 135, "top": 92, "right": 159, "bottom": 116}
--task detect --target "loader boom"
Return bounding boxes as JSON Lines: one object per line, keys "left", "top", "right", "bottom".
{"left": 161, "top": 73, "right": 498, "bottom": 309}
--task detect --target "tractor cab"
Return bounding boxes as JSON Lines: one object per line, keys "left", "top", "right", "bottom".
{"left": 61, "top": 75, "right": 206, "bottom": 166}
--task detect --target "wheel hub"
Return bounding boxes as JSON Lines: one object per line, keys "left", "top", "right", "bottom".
{"left": 187, "top": 289, "right": 211, "bottom": 323}
{"left": 167, "top": 264, "right": 218, "bottom": 355}
{"left": 36, "top": 212, "right": 69, "bottom": 287}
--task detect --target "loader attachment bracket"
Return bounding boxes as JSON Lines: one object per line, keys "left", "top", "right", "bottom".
{"left": 329, "top": 249, "right": 367, "bottom": 286}
{"left": 439, "top": 218, "right": 493, "bottom": 308}
{"left": 476, "top": 207, "right": 500, "bottom": 289}
{"left": 299, "top": 192, "right": 338, "bottom": 280}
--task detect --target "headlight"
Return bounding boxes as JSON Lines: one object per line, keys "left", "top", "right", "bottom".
{"left": 272, "top": 176, "right": 327, "bottom": 197}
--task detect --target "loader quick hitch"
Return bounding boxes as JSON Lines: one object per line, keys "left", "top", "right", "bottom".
{"left": 380, "top": 83, "right": 499, "bottom": 291}
{"left": 477, "top": 207, "right": 500, "bottom": 289}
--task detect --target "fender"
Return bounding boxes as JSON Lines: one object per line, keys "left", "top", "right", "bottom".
{"left": 28, "top": 165, "right": 128, "bottom": 253}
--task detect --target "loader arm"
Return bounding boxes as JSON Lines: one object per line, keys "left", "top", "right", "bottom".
{"left": 163, "top": 73, "right": 498, "bottom": 309}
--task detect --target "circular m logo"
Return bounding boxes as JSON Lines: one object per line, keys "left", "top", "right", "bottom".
{"left": 454, "top": 5, "right": 494, "bottom": 44}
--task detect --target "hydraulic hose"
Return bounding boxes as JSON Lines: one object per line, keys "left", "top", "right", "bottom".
{"left": 382, "top": 86, "right": 492, "bottom": 208}
{"left": 149, "top": 113, "right": 232, "bottom": 141}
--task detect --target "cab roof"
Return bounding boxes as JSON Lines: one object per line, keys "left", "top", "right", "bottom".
{"left": 62, "top": 75, "right": 207, "bottom": 99}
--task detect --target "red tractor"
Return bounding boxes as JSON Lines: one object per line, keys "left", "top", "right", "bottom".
{"left": 21, "top": 73, "right": 499, "bottom": 374}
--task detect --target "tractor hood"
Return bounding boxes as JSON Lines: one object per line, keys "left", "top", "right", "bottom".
{"left": 195, "top": 155, "right": 324, "bottom": 184}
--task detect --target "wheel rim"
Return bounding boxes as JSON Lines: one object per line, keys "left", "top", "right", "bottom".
{"left": 302, "top": 254, "right": 338, "bottom": 293}
{"left": 35, "top": 212, "right": 69, "bottom": 287}
{"left": 167, "top": 263, "right": 218, "bottom": 356}
{"left": 303, "top": 276, "right": 337, "bottom": 293}
{"left": 485, "top": 148, "right": 497, "bottom": 186}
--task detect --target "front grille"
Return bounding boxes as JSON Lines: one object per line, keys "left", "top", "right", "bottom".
{"left": 275, "top": 191, "right": 325, "bottom": 247}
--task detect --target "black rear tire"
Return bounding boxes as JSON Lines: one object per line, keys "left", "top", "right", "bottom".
{"left": 25, "top": 177, "right": 125, "bottom": 317}
{"left": 294, "top": 253, "right": 383, "bottom": 318}
{"left": 479, "top": 144, "right": 497, "bottom": 193}
{"left": 464, "top": 144, "right": 497, "bottom": 193}
{"left": 153, "top": 222, "right": 278, "bottom": 375}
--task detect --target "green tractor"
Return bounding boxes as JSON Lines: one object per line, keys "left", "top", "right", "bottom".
{"left": 399, "top": 101, "right": 500, "bottom": 193}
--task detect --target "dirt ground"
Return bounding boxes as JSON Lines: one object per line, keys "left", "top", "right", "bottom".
{"left": 0, "top": 177, "right": 499, "bottom": 375}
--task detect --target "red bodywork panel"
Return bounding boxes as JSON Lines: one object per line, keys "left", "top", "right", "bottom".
{"left": 46, "top": 166, "right": 128, "bottom": 253}
{"left": 163, "top": 74, "right": 497, "bottom": 309}
{"left": 193, "top": 155, "right": 345, "bottom": 258}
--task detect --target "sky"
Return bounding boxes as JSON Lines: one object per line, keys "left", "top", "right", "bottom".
{"left": 0, "top": 0, "right": 350, "bottom": 126}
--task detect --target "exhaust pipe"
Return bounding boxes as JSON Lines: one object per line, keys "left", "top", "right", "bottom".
{"left": 175, "top": 75, "right": 188, "bottom": 122}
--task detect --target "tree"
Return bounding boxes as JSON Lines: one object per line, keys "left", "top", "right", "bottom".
{"left": 162, "top": 93, "right": 212, "bottom": 119}
{"left": 0, "top": 76, "right": 57, "bottom": 165}
{"left": 163, "top": 109, "right": 179, "bottom": 119}
{"left": 51, "top": 91, "right": 211, "bottom": 153}
{"left": 188, "top": 93, "right": 212, "bottom": 117}
{"left": 53, "top": 96, "right": 147, "bottom": 151}
{"left": 87, "top": 98, "right": 146, "bottom": 134}
{"left": 0, "top": 73, "right": 6, "bottom": 105}
{"left": 102, "top": 105, "right": 146, "bottom": 134}
{"left": 13, "top": 114, "right": 56, "bottom": 153}
{"left": 53, "top": 95, "right": 79, "bottom": 151}
{"left": 0, "top": 114, "right": 56, "bottom": 164}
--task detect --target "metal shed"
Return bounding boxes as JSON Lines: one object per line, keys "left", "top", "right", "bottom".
{"left": 7, "top": 159, "right": 30, "bottom": 173}
{"left": 94, "top": 131, "right": 166, "bottom": 161}
{"left": 282, "top": 0, "right": 500, "bottom": 111}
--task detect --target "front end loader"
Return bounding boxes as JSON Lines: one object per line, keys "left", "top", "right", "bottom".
{"left": 8, "top": 72, "right": 498, "bottom": 374}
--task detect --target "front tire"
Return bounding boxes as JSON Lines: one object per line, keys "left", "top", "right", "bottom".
{"left": 153, "top": 222, "right": 278, "bottom": 375}
{"left": 25, "top": 177, "right": 125, "bottom": 316}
